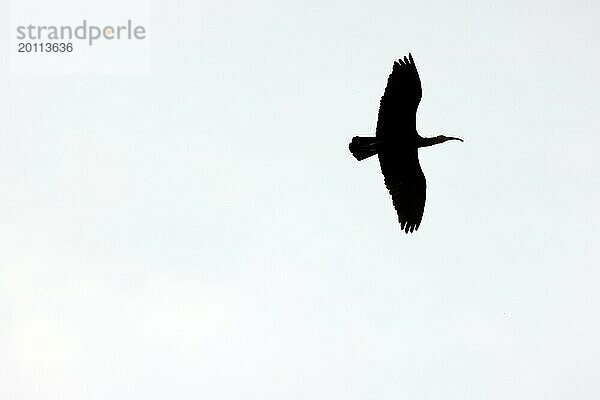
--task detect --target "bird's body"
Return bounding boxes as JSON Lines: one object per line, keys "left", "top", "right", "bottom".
{"left": 349, "top": 54, "right": 462, "bottom": 233}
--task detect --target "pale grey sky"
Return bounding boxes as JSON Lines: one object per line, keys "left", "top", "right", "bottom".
{"left": 1, "top": 0, "right": 600, "bottom": 399}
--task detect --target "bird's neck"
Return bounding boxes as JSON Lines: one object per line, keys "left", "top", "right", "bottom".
{"left": 417, "top": 136, "right": 444, "bottom": 148}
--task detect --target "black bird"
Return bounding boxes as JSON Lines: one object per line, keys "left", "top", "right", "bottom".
{"left": 349, "top": 54, "right": 463, "bottom": 233}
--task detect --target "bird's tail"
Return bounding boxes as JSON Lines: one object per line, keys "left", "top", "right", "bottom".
{"left": 349, "top": 136, "right": 379, "bottom": 161}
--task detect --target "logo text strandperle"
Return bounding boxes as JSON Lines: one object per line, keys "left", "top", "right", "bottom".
{"left": 16, "top": 20, "right": 146, "bottom": 46}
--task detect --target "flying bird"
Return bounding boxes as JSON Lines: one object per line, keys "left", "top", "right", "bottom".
{"left": 349, "top": 54, "right": 463, "bottom": 233}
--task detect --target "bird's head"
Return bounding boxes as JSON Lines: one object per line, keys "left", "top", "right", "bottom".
{"left": 436, "top": 135, "right": 463, "bottom": 143}
{"left": 418, "top": 134, "right": 464, "bottom": 148}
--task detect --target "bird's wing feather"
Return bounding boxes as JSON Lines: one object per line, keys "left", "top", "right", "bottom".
{"left": 378, "top": 148, "right": 426, "bottom": 233}
{"left": 376, "top": 54, "right": 422, "bottom": 137}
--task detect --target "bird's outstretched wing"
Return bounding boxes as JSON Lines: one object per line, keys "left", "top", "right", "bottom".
{"left": 379, "top": 149, "right": 426, "bottom": 233}
{"left": 375, "top": 54, "right": 425, "bottom": 232}
{"left": 376, "top": 54, "right": 422, "bottom": 137}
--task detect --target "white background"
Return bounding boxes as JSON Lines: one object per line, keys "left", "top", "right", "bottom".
{"left": 1, "top": 0, "right": 600, "bottom": 399}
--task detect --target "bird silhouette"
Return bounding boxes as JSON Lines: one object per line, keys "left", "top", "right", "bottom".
{"left": 349, "top": 54, "right": 463, "bottom": 233}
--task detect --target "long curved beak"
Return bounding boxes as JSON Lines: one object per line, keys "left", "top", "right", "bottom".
{"left": 447, "top": 136, "right": 464, "bottom": 142}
